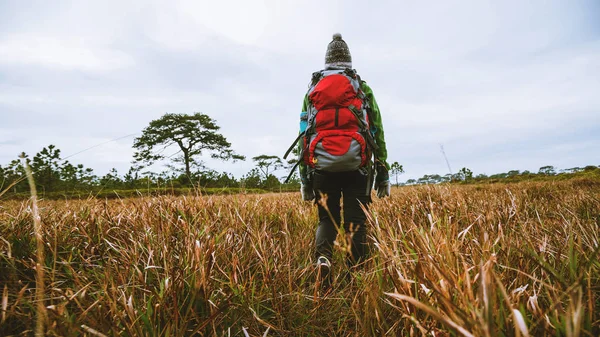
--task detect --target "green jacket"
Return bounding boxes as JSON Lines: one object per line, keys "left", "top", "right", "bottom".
{"left": 298, "top": 80, "right": 389, "bottom": 182}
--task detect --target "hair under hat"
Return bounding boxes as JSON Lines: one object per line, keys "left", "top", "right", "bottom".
{"left": 325, "top": 33, "right": 352, "bottom": 69}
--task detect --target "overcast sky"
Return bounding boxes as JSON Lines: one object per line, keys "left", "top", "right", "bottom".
{"left": 1, "top": 0, "right": 599, "bottom": 180}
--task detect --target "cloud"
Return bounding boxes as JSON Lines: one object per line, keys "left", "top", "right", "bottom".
{"left": 0, "top": 34, "right": 135, "bottom": 72}
{"left": 0, "top": 0, "right": 599, "bottom": 180}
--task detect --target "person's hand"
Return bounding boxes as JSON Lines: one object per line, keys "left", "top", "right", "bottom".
{"left": 301, "top": 183, "right": 315, "bottom": 201}
{"left": 376, "top": 180, "right": 391, "bottom": 198}
{"left": 374, "top": 161, "right": 390, "bottom": 198}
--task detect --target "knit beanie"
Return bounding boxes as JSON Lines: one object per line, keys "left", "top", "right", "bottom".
{"left": 325, "top": 33, "right": 352, "bottom": 69}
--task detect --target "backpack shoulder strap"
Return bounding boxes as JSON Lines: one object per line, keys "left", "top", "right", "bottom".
{"left": 343, "top": 68, "right": 357, "bottom": 78}
{"left": 348, "top": 71, "right": 375, "bottom": 133}
{"left": 309, "top": 71, "right": 324, "bottom": 87}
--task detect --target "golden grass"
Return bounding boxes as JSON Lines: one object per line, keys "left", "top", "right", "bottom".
{"left": 0, "top": 180, "right": 598, "bottom": 336}
{"left": 22, "top": 158, "right": 46, "bottom": 337}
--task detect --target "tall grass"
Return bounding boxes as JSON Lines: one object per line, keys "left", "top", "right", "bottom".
{"left": 22, "top": 157, "right": 46, "bottom": 336}
{"left": 0, "top": 180, "right": 598, "bottom": 336}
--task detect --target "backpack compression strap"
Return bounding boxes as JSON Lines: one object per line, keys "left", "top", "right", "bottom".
{"left": 348, "top": 105, "right": 378, "bottom": 152}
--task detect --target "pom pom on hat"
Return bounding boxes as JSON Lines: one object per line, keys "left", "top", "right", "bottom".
{"left": 332, "top": 33, "right": 342, "bottom": 40}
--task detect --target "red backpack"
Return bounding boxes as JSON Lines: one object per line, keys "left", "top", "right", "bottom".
{"left": 284, "top": 69, "right": 378, "bottom": 181}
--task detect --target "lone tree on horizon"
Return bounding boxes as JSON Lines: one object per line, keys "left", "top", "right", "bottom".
{"left": 133, "top": 112, "right": 245, "bottom": 180}
{"left": 390, "top": 161, "right": 404, "bottom": 186}
{"left": 252, "top": 155, "right": 283, "bottom": 180}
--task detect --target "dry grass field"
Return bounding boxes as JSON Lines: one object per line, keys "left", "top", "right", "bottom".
{"left": 1, "top": 180, "right": 599, "bottom": 336}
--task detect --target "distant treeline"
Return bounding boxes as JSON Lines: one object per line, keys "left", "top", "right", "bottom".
{"left": 2, "top": 144, "right": 599, "bottom": 199}
{"left": 0, "top": 145, "right": 300, "bottom": 198}
{"left": 400, "top": 165, "right": 600, "bottom": 185}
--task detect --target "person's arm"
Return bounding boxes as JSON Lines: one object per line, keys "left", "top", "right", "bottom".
{"left": 362, "top": 82, "right": 389, "bottom": 171}
{"left": 298, "top": 94, "right": 310, "bottom": 184}
{"left": 297, "top": 94, "right": 315, "bottom": 201}
{"left": 362, "top": 82, "right": 391, "bottom": 197}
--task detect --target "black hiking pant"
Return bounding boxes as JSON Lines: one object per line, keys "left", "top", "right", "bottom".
{"left": 312, "top": 170, "right": 371, "bottom": 266}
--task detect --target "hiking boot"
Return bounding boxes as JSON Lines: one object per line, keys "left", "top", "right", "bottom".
{"left": 316, "top": 256, "right": 332, "bottom": 290}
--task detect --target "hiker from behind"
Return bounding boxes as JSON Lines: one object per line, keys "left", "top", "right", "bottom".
{"left": 284, "top": 33, "right": 390, "bottom": 288}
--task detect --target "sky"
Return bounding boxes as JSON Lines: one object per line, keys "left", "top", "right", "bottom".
{"left": 1, "top": 0, "right": 599, "bottom": 181}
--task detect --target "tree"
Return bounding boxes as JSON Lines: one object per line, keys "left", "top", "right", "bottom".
{"left": 280, "top": 158, "right": 301, "bottom": 185}
{"left": 417, "top": 175, "right": 431, "bottom": 185}
{"left": 1, "top": 159, "right": 26, "bottom": 193}
{"left": 458, "top": 167, "right": 473, "bottom": 181}
{"left": 133, "top": 113, "right": 245, "bottom": 180}
{"left": 123, "top": 166, "right": 141, "bottom": 188}
{"left": 538, "top": 165, "right": 556, "bottom": 175}
{"left": 60, "top": 161, "right": 80, "bottom": 190}
{"left": 77, "top": 164, "right": 97, "bottom": 186}
{"left": 252, "top": 155, "right": 283, "bottom": 180}
{"left": 100, "top": 168, "right": 123, "bottom": 189}
{"left": 263, "top": 174, "right": 281, "bottom": 189}
{"left": 241, "top": 168, "right": 262, "bottom": 189}
{"left": 58, "top": 161, "right": 95, "bottom": 190}
{"left": 31, "top": 144, "right": 62, "bottom": 192}
{"left": 507, "top": 170, "right": 520, "bottom": 177}
{"left": 390, "top": 161, "right": 404, "bottom": 186}
{"left": 490, "top": 172, "right": 508, "bottom": 179}
{"left": 0, "top": 165, "right": 5, "bottom": 189}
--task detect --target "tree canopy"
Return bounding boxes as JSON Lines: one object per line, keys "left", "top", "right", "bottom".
{"left": 390, "top": 162, "right": 404, "bottom": 186}
{"left": 252, "top": 155, "right": 283, "bottom": 180}
{"left": 133, "top": 113, "right": 244, "bottom": 179}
